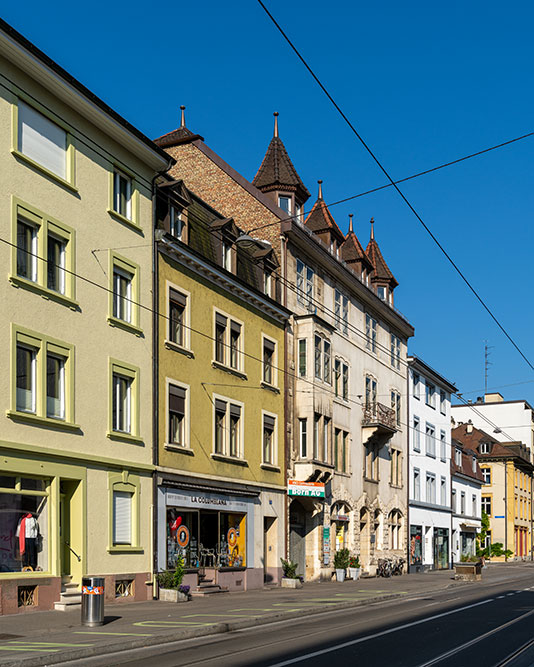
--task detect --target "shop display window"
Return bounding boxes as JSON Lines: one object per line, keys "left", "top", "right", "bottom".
{"left": 166, "top": 506, "right": 246, "bottom": 570}
{"left": 0, "top": 480, "right": 48, "bottom": 573}
{"left": 409, "top": 525, "right": 422, "bottom": 566}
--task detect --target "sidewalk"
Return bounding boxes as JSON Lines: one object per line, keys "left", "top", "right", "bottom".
{"left": 0, "top": 564, "right": 529, "bottom": 666}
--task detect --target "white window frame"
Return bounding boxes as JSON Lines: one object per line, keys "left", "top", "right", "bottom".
{"left": 299, "top": 417, "right": 308, "bottom": 459}
{"left": 113, "top": 490, "right": 133, "bottom": 546}
{"left": 262, "top": 410, "right": 277, "bottom": 466}
{"left": 334, "top": 289, "right": 349, "bottom": 335}
{"left": 440, "top": 430, "right": 447, "bottom": 462}
{"left": 166, "top": 378, "right": 190, "bottom": 450}
{"left": 414, "top": 468, "right": 421, "bottom": 501}
{"left": 365, "top": 314, "right": 377, "bottom": 353}
{"left": 413, "top": 416, "right": 420, "bottom": 451}
{"left": 212, "top": 394, "right": 244, "bottom": 459}
{"left": 167, "top": 282, "right": 191, "bottom": 350}
{"left": 46, "top": 352, "right": 65, "bottom": 420}
{"left": 296, "top": 259, "right": 315, "bottom": 312}
{"left": 390, "top": 334, "right": 401, "bottom": 370}
{"left": 426, "top": 423, "right": 436, "bottom": 457}
{"left": 213, "top": 309, "right": 244, "bottom": 372}
{"left": 113, "top": 266, "right": 133, "bottom": 324}
{"left": 262, "top": 334, "right": 277, "bottom": 387}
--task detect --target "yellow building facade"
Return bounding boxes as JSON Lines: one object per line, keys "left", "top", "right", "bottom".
{"left": 155, "top": 183, "right": 289, "bottom": 590}
{"left": 0, "top": 21, "right": 171, "bottom": 613}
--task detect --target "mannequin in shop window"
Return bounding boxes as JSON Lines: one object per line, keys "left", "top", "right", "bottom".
{"left": 16, "top": 512, "right": 39, "bottom": 570}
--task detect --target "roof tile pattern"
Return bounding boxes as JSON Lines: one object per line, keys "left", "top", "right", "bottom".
{"left": 341, "top": 229, "right": 374, "bottom": 270}
{"left": 304, "top": 195, "right": 345, "bottom": 243}
{"left": 154, "top": 126, "right": 204, "bottom": 147}
{"left": 252, "top": 136, "right": 310, "bottom": 202}
{"left": 366, "top": 233, "right": 398, "bottom": 287}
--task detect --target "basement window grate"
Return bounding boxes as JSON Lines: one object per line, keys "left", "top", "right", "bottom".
{"left": 18, "top": 586, "right": 37, "bottom": 607}
{"left": 115, "top": 579, "right": 134, "bottom": 598}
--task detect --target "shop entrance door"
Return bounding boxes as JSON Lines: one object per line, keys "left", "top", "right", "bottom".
{"left": 289, "top": 500, "right": 306, "bottom": 580}
{"left": 263, "top": 517, "right": 275, "bottom": 583}
{"left": 433, "top": 528, "right": 449, "bottom": 570}
{"left": 59, "top": 480, "right": 82, "bottom": 584}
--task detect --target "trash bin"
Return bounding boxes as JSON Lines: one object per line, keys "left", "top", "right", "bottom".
{"left": 81, "top": 576, "right": 105, "bottom": 627}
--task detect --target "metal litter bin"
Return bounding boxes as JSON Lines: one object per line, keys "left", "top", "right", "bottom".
{"left": 81, "top": 576, "right": 105, "bottom": 626}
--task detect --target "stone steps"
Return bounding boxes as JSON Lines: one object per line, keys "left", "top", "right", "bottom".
{"left": 54, "top": 577, "right": 82, "bottom": 611}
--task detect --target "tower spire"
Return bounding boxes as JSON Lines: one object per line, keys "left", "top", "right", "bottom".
{"left": 180, "top": 105, "right": 186, "bottom": 128}
{"left": 273, "top": 111, "right": 279, "bottom": 138}
{"left": 370, "top": 217, "right": 375, "bottom": 240}
{"left": 318, "top": 179, "right": 323, "bottom": 199}
{"left": 348, "top": 213, "right": 353, "bottom": 233}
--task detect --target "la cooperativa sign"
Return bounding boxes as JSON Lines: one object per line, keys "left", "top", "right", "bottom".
{"left": 288, "top": 480, "right": 325, "bottom": 498}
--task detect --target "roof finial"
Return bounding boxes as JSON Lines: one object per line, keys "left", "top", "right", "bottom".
{"left": 273, "top": 112, "right": 279, "bottom": 138}
{"left": 318, "top": 179, "right": 323, "bottom": 199}
{"left": 348, "top": 214, "right": 353, "bottom": 233}
{"left": 370, "top": 217, "right": 375, "bottom": 240}
{"left": 180, "top": 105, "right": 186, "bottom": 128}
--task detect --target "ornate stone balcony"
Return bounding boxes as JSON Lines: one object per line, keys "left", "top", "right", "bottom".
{"left": 362, "top": 402, "right": 398, "bottom": 438}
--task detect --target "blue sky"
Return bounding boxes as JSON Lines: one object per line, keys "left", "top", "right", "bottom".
{"left": 4, "top": 1, "right": 534, "bottom": 403}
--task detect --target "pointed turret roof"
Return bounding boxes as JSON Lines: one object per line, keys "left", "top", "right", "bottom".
{"left": 154, "top": 106, "right": 204, "bottom": 147}
{"left": 365, "top": 219, "right": 398, "bottom": 287}
{"left": 304, "top": 181, "right": 345, "bottom": 243}
{"left": 341, "top": 214, "right": 374, "bottom": 271}
{"left": 252, "top": 113, "right": 310, "bottom": 203}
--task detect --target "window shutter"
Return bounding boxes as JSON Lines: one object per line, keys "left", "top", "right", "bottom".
{"left": 264, "top": 415, "right": 276, "bottom": 430}
{"left": 230, "top": 321, "right": 241, "bottom": 335}
{"left": 113, "top": 491, "right": 132, "bottom": 545}
{"left": 229, "top": 404, "right": 241, "bottom": 419}
{"left": 19, "top": 101, "right": 67, "bottom": 178}
{"left": 169, "top": 288, "right": 187, "bottom": 307}
{"left": 169, "top": 385, "right": 186, "bottom": 413}
{"left": 215, "top": 399, "right": 227, "bottom": 412}
{"left": 264, "top": 339, "right": 275, "bottom": 353}
{"left": 215, "top": 313, "right": 227, "bottom": 327}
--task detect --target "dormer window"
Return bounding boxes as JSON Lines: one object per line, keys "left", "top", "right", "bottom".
{"left": 455, "top": 448, "right": 462, "bottom": 466}
{"left": 170, "top": 206, "right": 183, "bottom": 239}
{"left": 377, "top": 285, "right": 387, "bottom": 301}
{"left": 472, "top": 456, "right": 477, "bottom": 473}
{"left": 295, "top": 204, "right": 303, "bottom": 222}
{"left": 480, "top": 442, "right": 490, "bottom": 454}
{"left": 264, "top": 269, "right": 273, "bottom": 298}
{"left": 278, "top": 195, "right": 291, "bottom": 215}
{"left": 222, "top": 238, "right": 232, "bottom": 271}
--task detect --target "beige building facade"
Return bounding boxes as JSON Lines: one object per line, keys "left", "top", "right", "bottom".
{"left": 0, "top": 20, "right": 171, "bottom": 613}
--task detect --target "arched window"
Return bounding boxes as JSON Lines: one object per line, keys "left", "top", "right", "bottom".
{"left": 389, "top": 510, "right": 403, "bottom": 550}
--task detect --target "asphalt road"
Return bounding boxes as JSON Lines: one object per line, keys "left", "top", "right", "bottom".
{"left": 75, "top": 569, "right": 534, "bottom": 667}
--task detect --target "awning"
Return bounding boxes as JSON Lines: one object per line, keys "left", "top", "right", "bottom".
{"left": 460, "top": 521, "right": 480, "bottom": 530}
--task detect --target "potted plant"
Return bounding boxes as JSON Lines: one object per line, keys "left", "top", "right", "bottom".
{"left": 157, "top": 556, "right": 191, "bottom": 602}
{"left": 347, "top": 555, "right": 361, "bottom": 580}
{"left": 333, "top": 548, "right": 350, "bottom": 582}
{"left": 280, "top": 558, "right": 303, "bottom": 588}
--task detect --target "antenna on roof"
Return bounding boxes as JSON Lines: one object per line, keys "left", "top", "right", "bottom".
{"left": 273, "top": 112, "right": 279, "bottom": 138}
{"left": 180, "top": 105, "right": 186, "bottom": 128}
{"left": 348, "top": 213, "right": 353, "bottom": 233}
{"left": 317, "top": 179, "right": 323, "bottom": 199}
{"left": 484, "top": 340, "right": 494, "bottom": 396}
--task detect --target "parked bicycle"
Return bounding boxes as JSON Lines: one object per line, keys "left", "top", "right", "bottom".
{"left": 377, "top": 558, "right": 393, "bottom": 577}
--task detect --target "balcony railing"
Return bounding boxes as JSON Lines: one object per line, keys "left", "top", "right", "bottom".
{"left": 362, "top": 402, "right": 397, "bottom": 432}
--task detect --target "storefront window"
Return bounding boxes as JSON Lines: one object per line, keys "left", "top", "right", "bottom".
{"left": 0, "top": 480, "right": 48, "bottom": 573}
{"left": 166, "top": 509, "right": 199, "bottom": 570}
{"left": 165, "top": 507, "right": 247, "bottom": 570}
{"left": 219, "top": 513, "right": 246, "bottom": 567}
{"left": 410, "top": 525, "right": 423, "bottom": 566}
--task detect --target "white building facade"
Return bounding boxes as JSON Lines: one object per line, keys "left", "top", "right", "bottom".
{"left": 408, "top": 357, "right": 456, "bottom": 571}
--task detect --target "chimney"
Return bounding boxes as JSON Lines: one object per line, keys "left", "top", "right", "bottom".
{"left": 467, "top": 420, "right": 473, "bottom": 434}
{"left": 485, "top": 392, "right": 504, "bottom": 403}
{"left": 476, "top": 396, "right": 484, "bottom": 404}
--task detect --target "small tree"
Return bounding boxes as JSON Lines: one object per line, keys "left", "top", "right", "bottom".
{"left": 476, "top": 511, "right": 490, "bottom": 557}
{"left": 333, "top": 548, "right": 350, "bottom": 570}
{"left": 280, "top": 558, "right": 298, "bottom": 579}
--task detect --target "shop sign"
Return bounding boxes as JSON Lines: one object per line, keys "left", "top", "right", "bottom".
{"left": 166, "top": 490, "right": 248, "bottom": 511}
{"left": 288, "top": 480, "right": 325, "bottom": 498}
{"left": 323, "top": 527, "right": 330, "bottom": 565}
{"left": 332, "top": 514, "right": 349, "bottom": 522}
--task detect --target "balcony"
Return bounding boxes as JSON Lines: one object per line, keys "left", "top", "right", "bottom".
{"left": 362, "top": 402, "right": 398, "bottom": 440}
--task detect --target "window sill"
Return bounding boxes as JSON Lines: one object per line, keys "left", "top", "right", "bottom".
{"left": 107, "top": 316, "right": 143, "bottom": 337}
{"left": 9, "top": 275, "right": 80, "bottom": 310}
{"left": 107, "top": 546, "right": 144, "bottom": 554}
{"left": 363, "top": 477, "right": 379, "bottom": 484}
{"left": 12, "top": 149, "right": 78, "bottom": 193}
{"left": 210, "top": 453, "right": 249, "bottom": 466}
{"left": 107, "top": 431, "right": 144, "bottom": 445}
{"left": 334, "top": 470, "right": 351, "bottom": 478}
{"left": 390, "top": 483, "right": 403, "bottom": 489}
{"left": 260, "top": 381, "right": 280, "bottom": 394}
{"left": 164, "top": 443, "right": 194, "bottom": 455}
{"left": 164, "top": 340, "right": 194, "bottom": 358}
{"left": 107, "top": 208, "right": 143, "bottom": 234}
{"left": 211, "top": 361, "right": 248, "bottom": 381}
{"left": 426, "top": 452, "right": 436, "bottom": 459}
{"left": 333, "top": 397, "right": 349, "bottom": 407}
{"left": 260, "top": 463, "right": 281, "bottom": 472}
{"left": 6, "top": 410, "right": 80, "bottom": 431}
{"left": 426, "top": 403, "right": 436, "bottom": 410}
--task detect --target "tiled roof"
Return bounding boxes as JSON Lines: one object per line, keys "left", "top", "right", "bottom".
{"left": 341, "top": 227, "right": 374, "bottom": 271}
{"left": 365, "top": 223, "right": 398, "bottom": 287}
{"left": 252, "top": 136, "right": 310, "bottom": 203}
{"left": 154, "top": 125, "right": 204, "bottom": 147}
{"left": 304, "top": 187, "right": 345, "bottom": 243}
{"left": 452, "top": 424, "right": 532, "bottom": 467}
{"left": 450, "top": 438, "right": 484, "bottom": 483}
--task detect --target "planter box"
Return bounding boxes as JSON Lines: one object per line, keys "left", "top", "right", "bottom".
{"left": 335, "top": 568, "right": 346, "bottom": 582}
{"left": 159, "top": 588, "right": 190, "bottom": 602}
{"left": 454, "top": 563, "right": 482, "bottom": 581}
{"left": 281, "top": 577, "right": 302, "bottom": 589}
{"left": 348, "top": 567, "right": 361, "bottom": 581}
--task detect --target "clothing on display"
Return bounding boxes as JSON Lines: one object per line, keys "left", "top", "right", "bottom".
{"left": 16, "top": 514, "right": 39, "bottom": 569}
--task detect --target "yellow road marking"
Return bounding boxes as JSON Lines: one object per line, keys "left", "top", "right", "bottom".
{"left": 134, "top": 621, "right": 212, "bottom": 627}
{"left": 0, "top": 647, "right": 60, "bottom": 652}
{"left": 9, "top": 642, "right": 93, "bottom": 647}
{"left": 182, "top": 614, "right": 255, "bottom": 618}
{"left": 74, "top": 630, "right": 154, "bottom": 646}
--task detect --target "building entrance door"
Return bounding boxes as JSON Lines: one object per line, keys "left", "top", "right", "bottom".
{"left": 59, "top": 480, "right": 83, "bottom": 584}
{"left": 289, "top": 500, "right": 306, "bottom": 580}
{"left": 433, "top": 528, "right": 449, "bottom": 569}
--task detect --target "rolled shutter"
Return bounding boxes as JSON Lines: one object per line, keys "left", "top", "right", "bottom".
{"left": 169, "top": 385, "right": 186, "bottom": 413}
{"left": 229, "top": 404, "right": 241, "bottom": 418}
{"left": 215, "top": 399, "right": 227, "bottom": 412}
{"left": 215, "top": 313, "right": 227, "bottom": 327}
{"left": 113, "top": 491, "right": 132, "bottom": 545}
{"left": 169, "top": 289, "right": 187, "bottom": 307}
{"left": 264, "top": 414, "right": 276, "bottom": 430}
{"left": 19, "top": 101, "right": 67, "bottom": 179}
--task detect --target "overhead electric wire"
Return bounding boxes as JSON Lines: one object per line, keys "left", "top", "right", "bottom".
{"left": 257, "top": 0, "right": 534, "bottom": 374}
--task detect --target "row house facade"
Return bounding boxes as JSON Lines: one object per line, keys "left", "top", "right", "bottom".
{"left": 407, "top": 356, "right": 456, "bottom": 571}
{"left": 154, "top": 178, "right": 289, "bottom": 591}
{"left": 155, "top": 112, "right": 414, "bottom": 578}
{"left": 450, "top": 437, "right": 483, "bottom": 562}
{"left": 452, "top": 423, "right": 533, "bottom": 560}
{"left": 0, "top": 19, "right": 172, "bottom": 613}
